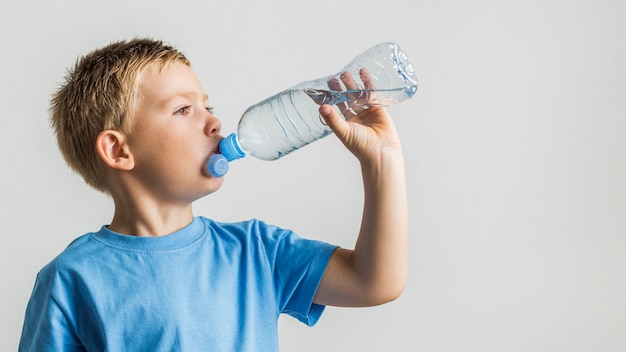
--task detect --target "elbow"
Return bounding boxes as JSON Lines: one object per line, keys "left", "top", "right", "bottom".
{"left": 366, "top": 278, "right": 406, "bottom": 306}
{"left": 382, "top": 282, "right": 406, "bottom": 304}
{"left": 387, "top": 281, "right": 406, "bottom": 302}
{"left": 360, "top": 264, "right": 408, "bottom": 306}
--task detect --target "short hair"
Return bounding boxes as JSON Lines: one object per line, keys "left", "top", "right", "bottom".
{"left": 50, "top": 38, "right": 190, "bottom": 192}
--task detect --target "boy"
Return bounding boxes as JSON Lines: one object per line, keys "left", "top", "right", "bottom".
{"left": 19, "top": 38, "right": 408, "bottom": 351}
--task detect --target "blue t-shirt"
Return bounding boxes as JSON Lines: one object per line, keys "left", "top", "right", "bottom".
{"left": 19, "top": 216, "right": 337, "bottom": 351}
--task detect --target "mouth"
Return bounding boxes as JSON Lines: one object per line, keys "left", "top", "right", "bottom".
{"left": 204, "top": 138, "right": 229, "bottom": 178}
{"left": 211, "top": 138, "right": 223, "bottom": 155}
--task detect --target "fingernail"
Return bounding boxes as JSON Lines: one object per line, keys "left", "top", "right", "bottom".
{"left": 320, "top": 105, "right": 332, "bottom": 116}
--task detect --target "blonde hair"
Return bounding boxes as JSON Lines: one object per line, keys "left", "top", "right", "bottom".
{"left": 50, "top": 38, "right": 190, "bottom": 192}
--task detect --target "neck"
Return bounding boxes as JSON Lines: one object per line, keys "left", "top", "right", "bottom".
{"left": 108, "top": 195, "right": 194, "bottom": 237}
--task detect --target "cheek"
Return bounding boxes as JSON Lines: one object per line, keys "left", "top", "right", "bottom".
{"left": 129, "top": 126, "right": 208, "bottom": 173}
{"left": 156, "top": 140, "right": 208, "bottom": 176}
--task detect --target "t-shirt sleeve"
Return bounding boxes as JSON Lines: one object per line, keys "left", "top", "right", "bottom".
{"left": 19, "top": 271, "right": 83, "bottom": 352}
{"left": 256, "top": 220, "right": 338, "bottom": 326}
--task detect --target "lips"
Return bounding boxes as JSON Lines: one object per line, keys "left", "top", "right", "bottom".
{"left": 211, "top": 138, "right": 222, "bottom": 155}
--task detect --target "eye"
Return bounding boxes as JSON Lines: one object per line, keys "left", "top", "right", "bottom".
{"left": 206, "top": 106, "right": 215, "bottom": 114}
{"left": 174, "top": 106, "right": 191, "bottom": 115}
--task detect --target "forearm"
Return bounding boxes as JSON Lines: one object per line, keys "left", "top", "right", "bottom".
{"left": 352, "top": 146, "right": 409, "bottom": 304}
{"left": 313, "top": 104, "right": 409, "bottom": 307}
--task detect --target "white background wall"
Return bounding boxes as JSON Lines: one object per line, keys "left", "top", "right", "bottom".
{"left": 2, "top": 0, "right": 625, "bottom": 351}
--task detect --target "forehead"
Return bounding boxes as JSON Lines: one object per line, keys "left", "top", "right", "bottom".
{"left": 137, "top": 61, "right": 207, "bottom": 106}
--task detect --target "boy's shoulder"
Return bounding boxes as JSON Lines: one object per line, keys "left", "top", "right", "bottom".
{"left": 208, "top": 217, "right": 290, "bottom": 238}
{"left": 37, "top": 231, "right": 101, "bottom": 276}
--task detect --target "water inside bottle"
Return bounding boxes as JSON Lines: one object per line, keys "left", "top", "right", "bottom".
{"left": 237, "top": 86, "right": 416, "bottom": 161}
{"left": 305, "top": 86, "right": 415, "bottom": 111}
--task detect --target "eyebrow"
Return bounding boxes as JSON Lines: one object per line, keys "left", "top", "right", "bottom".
{"left": 161, "top": 92, "right": 209, "bottom": 109}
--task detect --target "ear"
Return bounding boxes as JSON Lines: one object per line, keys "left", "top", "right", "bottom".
{"left": 96, "top": 130, "right": 135, "bottom": 171}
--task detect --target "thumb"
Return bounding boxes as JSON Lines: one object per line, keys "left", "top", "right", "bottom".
{"left": 319, "top": 104, "right": 347, "bottom": 134}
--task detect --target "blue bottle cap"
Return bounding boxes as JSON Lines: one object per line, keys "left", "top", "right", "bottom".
{"left": 220, "top": 133, "right": 246, "bottom": 161}
{"left": 207, "top": 153, "right": 229, "bottom": 178}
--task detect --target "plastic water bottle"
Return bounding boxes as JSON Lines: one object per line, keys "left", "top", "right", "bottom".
{"left": 207, "top": 42, "right": 418, "bottom": 178}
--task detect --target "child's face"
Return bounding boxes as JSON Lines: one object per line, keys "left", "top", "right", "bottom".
{"left": 125, "top": 61, "right": 224, "bottom": 203}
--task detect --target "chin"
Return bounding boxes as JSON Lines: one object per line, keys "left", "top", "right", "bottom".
{"left": 205, "top": 176, "right": 225, "bottom": 193}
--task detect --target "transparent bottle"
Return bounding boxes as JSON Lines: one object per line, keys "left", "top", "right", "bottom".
{"left": 207, "top": 42, "right": 418, "bottom": 178}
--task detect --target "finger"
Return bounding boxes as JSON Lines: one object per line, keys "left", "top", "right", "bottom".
{"left": 359, "top": 68, "right": 376, "bottom": 90}
{"left": 340, "top": 71, "right": 359, "bottom": 90}
{"left": 319, "top": 104, "right": 348, "bottom": 135}
{"left": 327, "top": 77, "right": 343, "bottom": 91}
{"left": 341, "top": 72, "right": 367, "bottom": 114}
{"left": 327, "top": 77, "right": 353, "bottom": 118}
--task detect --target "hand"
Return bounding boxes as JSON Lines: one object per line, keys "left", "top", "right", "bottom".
{"left": 326, "top": 68, "right": 375, "bottom": 118}
{"left": 319, "top": 69, "right": 402, "bottom": 163}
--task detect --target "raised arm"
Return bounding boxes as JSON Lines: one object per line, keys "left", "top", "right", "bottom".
{"left": 313, "top": 70, "right": 409, "bottom": 307}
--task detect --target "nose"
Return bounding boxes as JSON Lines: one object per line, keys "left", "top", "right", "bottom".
{"left": 204, "top": 113, "right": 222, "bottom": 137}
